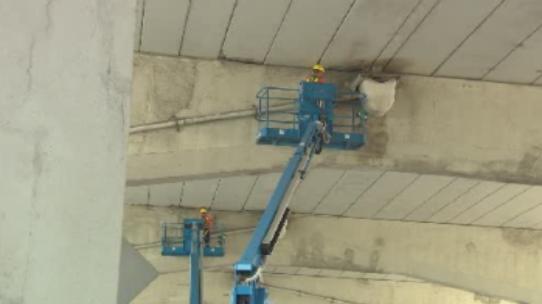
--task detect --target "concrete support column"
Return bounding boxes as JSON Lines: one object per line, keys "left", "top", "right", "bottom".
{"left": 0, "top": 1, "right": 135, "bottom": 303}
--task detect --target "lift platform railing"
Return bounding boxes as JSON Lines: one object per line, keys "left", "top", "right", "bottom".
{"left": 256, "top": 85, "right": 367, "bottom": 149}
{"left": 161, "top": 221, "right": 225, "bottom": 257}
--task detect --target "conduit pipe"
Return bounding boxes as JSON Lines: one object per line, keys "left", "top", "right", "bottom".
{"left": 129, "top": 104, "right": 293, "bottom": 134}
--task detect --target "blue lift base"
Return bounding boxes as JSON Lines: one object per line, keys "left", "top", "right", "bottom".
{"left": 257, "top": 127, "right": 365, "bottom": 150}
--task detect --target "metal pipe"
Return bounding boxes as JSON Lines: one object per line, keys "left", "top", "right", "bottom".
{"left": 129, "top": 104, "right": 294, "bottom": 134}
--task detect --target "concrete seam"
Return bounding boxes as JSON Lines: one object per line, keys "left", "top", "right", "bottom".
{"left": 427, "top": 180, "right": 481, "bottom": 221}
{"left": 370, "top": 0, "right": 423, "bottom": 69}
{"left": 372, "top": 174, "right": 421, "bottom": 218}
{"left": 431, "top": 0, "right": 506, "bottom": 76}
{"left": 218, "top": 0, "right": 239, "bottom": 59}
{"left": 501, "top": 199, "right": 542, "bottom": 227}
{"left": 481, "top": 21, "right": 542, "bottom": 80}
{"left": 263, "top": 283, "right": 362, "bottom": 304}
{"left": 529, "top": 217, "right": 542, "bottom": 229}
{"left": 530, "top": 73, "right": 542, "bottom": 85}
{"left": 262, "top": 0, "right": 293, "bottom": 64}
{"left": 177, "top": 0, "right": 193, "bottom": 56}
{"left": 318, "top": 0, "right": 357, "bottom": 63}
{"left": 469, "top": 186, "right": 530, "bottom": 225}
{"left": 146, "top": 185, "right": 150, "bottom": 205}
{"left": 446, "top": 183, "right": 507, "bottom": 223}
{"left": 402, "top": 177, "right": 457, "bottom": 220}
{"left": 340, "top": 170, "right": 386, "bottom": 216}
{"left": 241, "top": 176, "right": 259, "bottom": 210}
{"left": 309, "top": 170, "right": 348, "bottom": 214}
{"left": 178, "top": 181, "right": 185, "bottom": 207}
{"left": 136, "top": 0, "right": 147, "bottom": 52}
{"left": 209, "top": 178, "right": 222, "bottom": 208}
{"left": 383, "top": 0, "right": 443, "bottom": 71}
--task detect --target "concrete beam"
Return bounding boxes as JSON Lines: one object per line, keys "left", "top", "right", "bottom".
{"left": 124, "top": 206, "right": 539, "bottom": 303}
{"left": 128, "top": 55, "right": 542, "bottom": 186}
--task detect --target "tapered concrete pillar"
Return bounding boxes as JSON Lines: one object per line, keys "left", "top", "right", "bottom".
{"left": 0, "top": 1, "right": 135, "bottom": 303}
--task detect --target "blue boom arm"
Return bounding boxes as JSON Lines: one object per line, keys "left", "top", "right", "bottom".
{"left": 230, "top": 120, "right": 325, "bottom": 304}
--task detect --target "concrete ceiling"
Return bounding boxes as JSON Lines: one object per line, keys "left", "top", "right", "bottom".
{"left": 126, "top": 168, "right": 542, "bottom": 230}
{"left": 134, "top": 0, "right": 542, "bottom": 85}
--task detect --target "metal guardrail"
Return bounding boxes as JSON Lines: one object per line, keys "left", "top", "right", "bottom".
{"left": 161, "top": 221, "right": 225, "bottom": 249}
{"left": 256, "top": 86, "right": 367, "bottom": 134}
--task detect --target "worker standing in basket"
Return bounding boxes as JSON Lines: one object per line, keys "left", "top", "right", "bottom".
{"left": 305, "top": 63, "right": 326, "bottom": 83}
{"left": 200, "top": 207, "right": 213, "bottom": 247}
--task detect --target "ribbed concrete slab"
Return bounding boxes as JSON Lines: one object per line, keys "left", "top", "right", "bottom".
{"left": 485, "top": 27, "right": 542, "bottom": 83}
{"left": 348, "top": 171, "right": 418, "bottom": 218}
{"left": 222, "top": 0, "right": 291, "bottom": 62}
{"left": 387, "top": 0, "right": 500, "bottom": 74}
{"left": 506, "top": 203, "right": 542, "bottom": 228}
{"left": 450, "top": 184, "right": 529, "bottom": 224}
{"left": 376, "top": 174, "right": 453, "bottom": 220}
{"left": 212, "top": 175, "right": 257, "bottom": 210}
{"left": 181, "top": 179, "right": 219, "bottom": 208}
{"left": 371, "top": 0, "right": 440, "bottom": 68}
{"left": 244, "top": 173, "right": 280, "bottom": 210}
{"left": 290, "top": 168, "right": 345, "bottom": 213}
{"left": 140, "top": 0, "right": 189, "bottom": 55}
{"left": 406, "top": 178, "right": 478, "bottom": 221}
{"left": 128, "top": 170, "right": 542, "bottom": 230}
{"left": 180, "top": 0, "right": 236, "bottom": 58}
{"left": 149, "top": 182, "right": 181, "bottom": 206}
{"left": 430, "top": 181, "right": 503, "bottom": 222}
{"left": 475, "top": 186, "right": 542, "bottom": 226}
{"left": 125, "top": 186, "right": 149, "bottom": 205}
{"left": 264, "top": 0, "right": 353, "bottom": 67}
{"left": 437, "top": 0, "right": 542, "bottom": 79}
{"left": 322, "top": 0, "right": 419, "bottom": 69}
{"left": 315, "top": 170, "right": 383, "bottom": 215}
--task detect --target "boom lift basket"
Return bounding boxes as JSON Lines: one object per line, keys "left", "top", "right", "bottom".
{"left": 256, "top": 82, "right": 367, "bottom": 149}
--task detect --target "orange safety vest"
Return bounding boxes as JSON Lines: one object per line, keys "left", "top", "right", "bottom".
{"left": 201, "top": 213, "right": 213, "bottom": 230}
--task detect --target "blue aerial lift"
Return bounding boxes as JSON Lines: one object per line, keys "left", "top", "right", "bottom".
{"left": 161, "top": 219, "right": 225, "bottom": 304}
{"left": 231, "top": 81, "right": 366, "bottom": 304}
{"left": 161, "top": 80, "right": 366, "bottom": 304}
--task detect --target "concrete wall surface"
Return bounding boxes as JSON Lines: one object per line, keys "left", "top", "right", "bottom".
{"left": 0, "top": 1, "right": 135, "bottom": 303}
{"left": 128, "top": 54, "right": 542, "bottom": 185}
{"left": 124, "top": 206, "right": 541, "bottom": 304}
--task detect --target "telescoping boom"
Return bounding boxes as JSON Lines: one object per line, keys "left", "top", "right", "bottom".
{"left": 230, "top": 81, "right": 366, "bottom": 304}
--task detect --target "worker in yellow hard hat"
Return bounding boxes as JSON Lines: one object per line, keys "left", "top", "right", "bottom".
{"left": 305, "top": 63, "right": 326, "bottom": 83}
{"left": 200, "top": 207, "right": 213, "bottom": 247}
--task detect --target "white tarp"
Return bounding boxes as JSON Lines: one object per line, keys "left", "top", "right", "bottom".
{"left": 360, "top": 78, "right": 397, "bottom": 117}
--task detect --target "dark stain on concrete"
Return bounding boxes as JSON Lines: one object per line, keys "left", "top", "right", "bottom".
{"left": 343, "top": 248, "right": 355, "bottom": 265}
{"left": 363, "top": 116, "right": 388, "bottom": 157}
{"left": 373, "top": 237, "right": 385, "bottom": 247}
{"left": 501, "top": 229, "right": 542, "bottom": 248}
{"left": 32, "top": 139, "right": 44, "bottom": 200}
{"left": 368, "top": 250, "right": 380, "bottom": 272}
{"left": 517, "top": 145, "right": 542, "bottom": 178}
{"left": 465, "top": 241, "right": 477, "bottom": 253}
{"left": 292, "top": 233, "right": 381, "bottom": 273}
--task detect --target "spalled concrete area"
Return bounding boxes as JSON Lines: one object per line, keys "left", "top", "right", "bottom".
{"left": 124, "top": 205, "right": 536, "bottom": 303}
{"left": 0, "top": 0, "right": 135, "bottom": 303}
{"left": 128, "top": 54, "right": 542, "bottom": 185}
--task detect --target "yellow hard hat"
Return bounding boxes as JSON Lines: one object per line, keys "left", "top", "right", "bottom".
{"left": 199, "top": 207, "right": 207, "bottom": 214}
{"left": 312, "top": 63, "right": 325, "bottom": 72}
